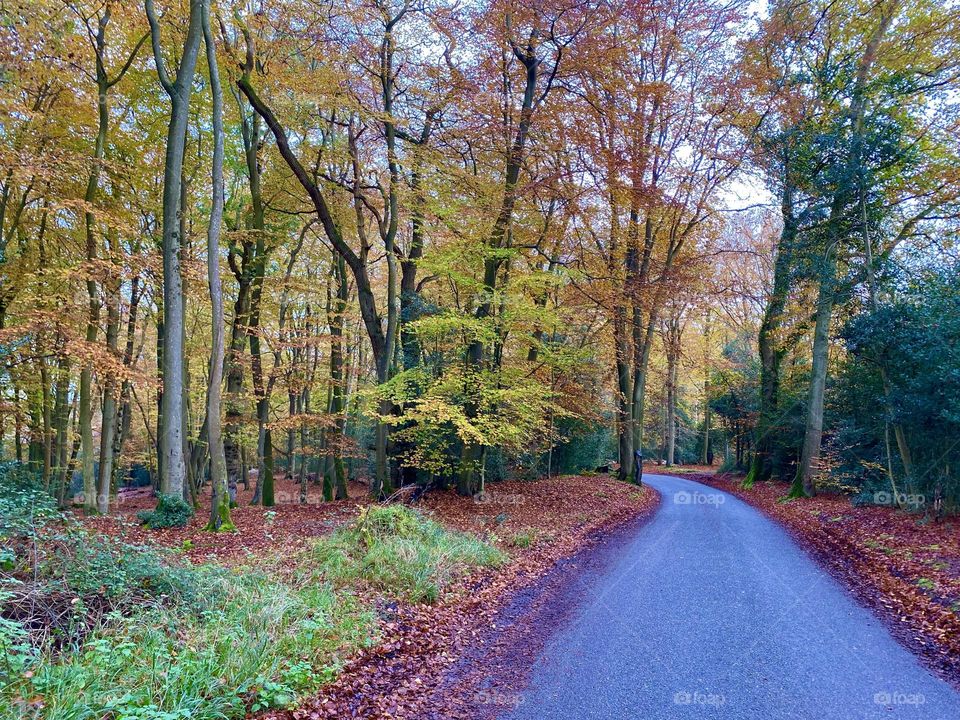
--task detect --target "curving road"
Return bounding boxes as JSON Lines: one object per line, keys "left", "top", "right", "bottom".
{"left": 501, "top": 474, "right": 960, "bottom": 720}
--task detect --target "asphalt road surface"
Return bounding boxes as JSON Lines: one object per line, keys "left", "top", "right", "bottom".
{"left": 502, "top": 473, "right": 960, "bottom": 720}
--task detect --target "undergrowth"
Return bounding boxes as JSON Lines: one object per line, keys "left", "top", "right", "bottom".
{"left": 0, "top": 466, "right": 503, "bottom": 719}
{"left": 136, "top": 494, "right": 194, "bottom": 529}
{"left": 310, "top": 504, "right": 506, "bottom": 604}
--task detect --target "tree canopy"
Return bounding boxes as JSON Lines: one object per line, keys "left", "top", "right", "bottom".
{"left": 0, "top": 0, "right": 958, "bottom": 518}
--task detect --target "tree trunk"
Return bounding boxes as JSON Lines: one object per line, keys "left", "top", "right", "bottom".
{"left": 39, "top": 362, "right": 52, "bottom": 488}
{"left": 701, "top": 311, "right": 711, "bottom": 465}
{"left": 298, "top": 387, "right": 309, "bottom": 502}
{"left": 79, "top": 64, "right": 109, "bottom": 513}
{"left": 627, "top": 217, "right": 666, "bottom": 484}
{"left": 246, "top": 229, "right": 277, "bottom": 507}
{"left": 325, "top": 253, "right": 350, "bottom": 501}
{"left": 664, "top": 313, "right": 682, "bottom": 467}
{"left": 96, "top": 273, "right": 120, "bottom": 513}
{"left": 113, "top": 275, "right": 141, "bottom": 487}
{"left": 614, "top": 301, "right": 634, "bottom": 481}
{"left": 249, "top": 299, "right": 273, "bottom": 507}
{"left": 399, "top": 112, "right": 436, "bottom": 369}
{"left": 792, "top": 256, "right": 835, "bottom": 497}
{"left": 155, "top": 314, "right": 163, "bottom": 486}
{"left": 457, "top": 37, "right": 542, "bottom": 497}
{"left": 146, "top": 0, "right": 203, "bottom": 500}
{"left": 224, "top": 235, "right": 252, "bottom": 504}
{"left": 52, "top": 357, "right": 71, "bottom": 506}
{"left": 58, "top": 393, "right": 80, "bottom": 507}
{"left": 745, "top": 157, "right": 796, "bottom": 487}
{"left": 287, "top": 389, "right": 297, "bottom": 480}
{"left": 666, "top": 363, "right": 676, "bottom": 467}
{"left": 377, "top": 32, "right": 402, "bottom": 495}
{"left": 203, "top": 0, "right": 233, "bottom": 530}
{"left": 223, "top": 284, "right": 247, "bottom": 505}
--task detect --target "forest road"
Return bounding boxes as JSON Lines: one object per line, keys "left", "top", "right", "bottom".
{"left": 499, "top": 473, "right": 960, "bottom": 720}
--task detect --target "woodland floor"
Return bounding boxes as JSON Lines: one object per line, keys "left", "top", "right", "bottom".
{"left": 80, "top": 473, "right": 660, "bottom": 719}
{"left": 77, "top": 466, "right": 960, "bottom": 715}
{"left": 664, "top": 467, "right": 960, "bottom": 687}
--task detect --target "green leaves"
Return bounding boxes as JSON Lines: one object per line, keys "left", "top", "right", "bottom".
{"left": 836, "top": 265, "right": 960, "bottom": 503}
{"left": 0, "top": 463, "right": 63, "bottom": 541}
{"left": 383, "top": 366, "right": 563, "bottom": 476}
{"left": 136, "top": 494, "right": 195, "bottom": 530}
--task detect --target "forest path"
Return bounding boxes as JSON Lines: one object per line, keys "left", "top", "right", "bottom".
{"left": 499, "top": 474, "right": 960, "bottom": 719}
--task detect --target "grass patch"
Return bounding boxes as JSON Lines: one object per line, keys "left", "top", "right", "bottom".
{"left": 310, "top": 504, "right": 506, "bottom": 604}
{"left": 4, "top": 570, "right": 377, "bottom": 720}
{"left": 864, "top": 539, "right": 894, "bottom": 555}
{"left": 508, "top": 529, "right": 538, "bottom": 549}
{"left": 0, "top": 467, "right": 376, "bottom": 719}
{"left": 1, "top": 469, "right": 504, "bottom": 719}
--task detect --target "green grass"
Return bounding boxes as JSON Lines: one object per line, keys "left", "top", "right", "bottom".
{"left": 6, "top": 571, "right": 377, "bottom": 720}
{"left": 310, "top": 505, "right": 506, "bottom": 604}
{"left": 1, "top": 471, "right": 504, "bottom": 720}
{"left": 1, "top": 530, "right": 378, "bottom": 720}
{"left": 508, "top": 529, "right": 538, "bottom": 549}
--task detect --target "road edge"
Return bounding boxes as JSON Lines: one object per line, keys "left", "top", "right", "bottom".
{"left": 426, "top": 484, "right": 664, "bottom": 719}
{"left": 665, "top": 469, "right": 960, "bottom": 692}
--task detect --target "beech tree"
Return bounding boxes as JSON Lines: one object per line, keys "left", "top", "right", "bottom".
{"left": 201, "top": 0, "right": 232, "bottom": 530}
{"left": 145, "top": 0, "right": 203, "bottom": 500}
{"left": 1, "top": 0, "right": 959, "bottom": 520}
{"left": 572, "top": 0, "right": 753, "bottom": 481}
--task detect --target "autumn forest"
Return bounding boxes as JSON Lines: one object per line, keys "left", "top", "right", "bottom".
{"left": 2, "top": 0, "right": 960, "bottom": 717}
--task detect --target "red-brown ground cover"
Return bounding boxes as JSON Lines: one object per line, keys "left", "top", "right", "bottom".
{"left": 82, "top": 478, "right": 373, "bottom": 562}
{"left": 79, "top": 473, "right": 659, "bottom": 719}
{"left": 266, "top": 475, "right": 659, "bottom": 720}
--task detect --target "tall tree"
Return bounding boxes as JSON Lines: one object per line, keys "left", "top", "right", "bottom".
{"left": 233, "top": 9, "right": 394, "bottom": 498}
{"left": 70, "top": 1, "right": 145, "bottom": 513}
{"left": 145, "top": 0, "right": 204, "bottom": 500}
{"left": 202, "top": 0, "right": 232, "bottom": 530}
{"left": 456, "top": 1, "right": 578, "bottom": 496}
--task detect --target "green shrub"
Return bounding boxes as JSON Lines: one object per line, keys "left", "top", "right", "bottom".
{"left": 137, "top": 494, "right": 195, "bottom": 529}
{"left": 0, "top": 591, "right": 37, "bottom": 687}
{"left": 2, "top": 522, "right": 222, "bottom": 661}
{"left": 311, "top": 505, "right": 505, "bottom": 604}
{"left": 55, "top": 536, "right": 214, "bottom": 607}
{"left": 0, "top": 462, "right": 62, "bottom": 540}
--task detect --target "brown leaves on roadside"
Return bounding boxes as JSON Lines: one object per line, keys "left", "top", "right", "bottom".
{"left": 268, "top": 475, "right": 657, "bottom": 720}
{"left": 83, "top": 473, "right": 658, "bottom": 719}
{"left": 82, "top": 477, "right": 372, "bottom": 563}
